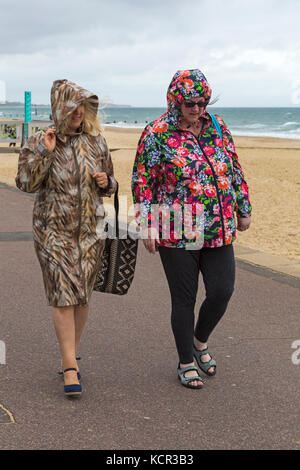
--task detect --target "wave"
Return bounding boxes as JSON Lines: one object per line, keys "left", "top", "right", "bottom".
{"left": 241, "top": 123, "right": 268, "bottom": 129}
{"left": 230, "top": 120, "right": 300, "bottom": 139}
{"left": 231, "top": 128, "right": 300, "bottom": 140}
{"left": 104, "top": 121, "right": 145, "bottom": 129}
{"left": 233, "top": 122, "right": 300, "bottom": 131}
{"left": 282, "top": 121, "right": 299, "bottom": 127}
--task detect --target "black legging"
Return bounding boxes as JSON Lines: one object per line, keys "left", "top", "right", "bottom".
{"left": 158, "top": 245, "right": 235, "bottom": 364}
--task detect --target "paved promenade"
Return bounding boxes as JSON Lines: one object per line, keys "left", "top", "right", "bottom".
{"left": 0, "top": 182, "right": 299, "bottom": 450}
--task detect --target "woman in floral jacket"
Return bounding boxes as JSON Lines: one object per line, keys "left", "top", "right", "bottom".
{"left": 132, "top": 69, "right": 251, "bottom": 389}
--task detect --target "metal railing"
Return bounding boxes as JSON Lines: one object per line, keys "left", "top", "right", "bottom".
{"left": 0, "top": 120, "right": 52, "bottom": 146}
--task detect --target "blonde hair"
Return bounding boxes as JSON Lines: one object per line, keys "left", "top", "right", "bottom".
{"left": 59, "top": 101, "right": 102, "bottom": 136}
{"left": 82, "top": 101, "right": 102, "bottom": 136}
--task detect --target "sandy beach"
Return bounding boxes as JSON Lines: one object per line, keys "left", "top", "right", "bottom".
{"left": 0, "top": 126, "right": 299, "bottom": 263}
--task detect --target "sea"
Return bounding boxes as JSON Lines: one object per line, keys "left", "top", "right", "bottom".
{"left": 1, "top": 105, "right": 300, "bottom": 140}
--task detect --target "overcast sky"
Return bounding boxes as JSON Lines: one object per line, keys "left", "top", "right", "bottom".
{"left": 0, "top": 0, "right": 299, "bottom": 107}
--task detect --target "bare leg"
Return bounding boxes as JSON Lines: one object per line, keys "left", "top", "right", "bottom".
{"left": 53, "top": 306, "right": 79, "bottom": 386}
{"left": 74, "top": 304, "right": 89, "bottom": 357}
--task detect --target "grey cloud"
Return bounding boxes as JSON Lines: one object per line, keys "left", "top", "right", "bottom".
{"left": 1, "top": 0, "right": 299, "bottom": 106}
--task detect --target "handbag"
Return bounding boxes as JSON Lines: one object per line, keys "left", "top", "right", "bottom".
{"left": 93, "top": 184, "right": 139, "bottom": 295}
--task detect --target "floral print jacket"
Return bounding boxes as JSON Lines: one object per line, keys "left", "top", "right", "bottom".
{"left": 131, "top": 69, "right": 252, "bottom": 249}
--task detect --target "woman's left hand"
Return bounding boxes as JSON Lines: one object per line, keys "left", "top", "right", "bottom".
{"left": 93, "top": 172, "right": 109, "bottom": 189}
{"left": 237, "top": 216, "right": 251, "bottom": 231}
{"left": 142, "top": 227, "right": 160, "bottom": 254}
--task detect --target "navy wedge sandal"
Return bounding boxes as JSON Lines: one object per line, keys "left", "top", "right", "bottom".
{"left": 63, "top": 368, "right": 82, "bottom": 397}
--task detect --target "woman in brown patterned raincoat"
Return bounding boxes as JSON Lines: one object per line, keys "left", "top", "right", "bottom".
{"left": 16, "top": 79, "right": 118, "bottom": 396}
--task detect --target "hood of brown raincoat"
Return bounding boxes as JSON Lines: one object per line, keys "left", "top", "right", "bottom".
{"left": 50, "top": 79, "right": 99, "bottom": 136}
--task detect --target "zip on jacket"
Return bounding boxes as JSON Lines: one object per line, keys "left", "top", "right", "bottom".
{"left": 195, "top": 133, "right": 226, "bottom": 247}
{"left": 71, "top": 138, "right": 87, "bottom": 304}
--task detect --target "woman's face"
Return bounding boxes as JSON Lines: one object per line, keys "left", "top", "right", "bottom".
{"left": 68, "top": 104, "right": 85, "bottom": 131}
{"left": 180, "top": 97, "right": 206, "bottom": 125}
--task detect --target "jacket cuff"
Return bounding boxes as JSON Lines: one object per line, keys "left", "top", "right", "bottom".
{"left": 98, "top": 175, "right": 118, "bottom": 197}
{"left": 236, "top": 208, "right": 252, "bottom": 218}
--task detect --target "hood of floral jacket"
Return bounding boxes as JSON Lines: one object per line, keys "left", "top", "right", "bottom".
{"left": 50, "top": 79, "right": 99, "bottom": 142}
{"left": 164, "top": 69, "right": 212, "bottom": 130}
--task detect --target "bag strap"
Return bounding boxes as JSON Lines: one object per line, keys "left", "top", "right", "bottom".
{"left": 210, "top": 113, "right": 222, "bottom": 139}
{"left": 113, "top": 182, "right": 119, "bottom": 238}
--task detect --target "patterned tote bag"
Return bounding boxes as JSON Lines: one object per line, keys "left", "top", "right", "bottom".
{"left": 93, "top": 184, "right": 139, "bottom": 295}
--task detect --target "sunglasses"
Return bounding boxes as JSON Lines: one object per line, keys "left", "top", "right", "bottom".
{"left": 183, "top": 100, "right": 208, "bottom": 108}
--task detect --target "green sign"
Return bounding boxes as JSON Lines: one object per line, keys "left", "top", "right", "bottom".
{"left": 24, "top": 91, "right": 31, "bottom": 141}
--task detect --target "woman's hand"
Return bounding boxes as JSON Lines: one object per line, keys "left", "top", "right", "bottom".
{"left": 237, "top": 216, "right": 251, "bottom": 232}
{"left": 93, "top": 172, "right": 109, "bottom": 189}
{"left": 44, "top": 129, "right": 56, "bottom": 152}
{"left": 142, "top": 227, "right": 160, "bottom": 254}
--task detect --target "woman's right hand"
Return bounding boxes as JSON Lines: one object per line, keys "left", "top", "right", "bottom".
{"left": 44, "top": 129, "right": 56, "bottom": 152}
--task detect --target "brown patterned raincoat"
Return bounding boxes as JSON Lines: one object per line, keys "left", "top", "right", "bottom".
{"left": 16, "top": 79, "right": 118, "bottom": 307}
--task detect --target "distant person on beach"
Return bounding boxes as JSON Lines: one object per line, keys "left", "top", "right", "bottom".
{"left": 16, "top": 79, "right": 118, "bottom": 397}
{"left": 132, "top": 69, "right": 252, "bottom": 389}
{"left": 8, "top": 126, "right": 16, "bottom": 147}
